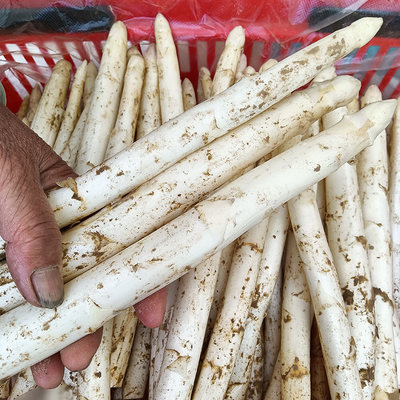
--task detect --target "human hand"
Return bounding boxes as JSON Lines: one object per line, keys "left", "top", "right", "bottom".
{"left": 0, "top": 104, "right": 166, "bottom": 388}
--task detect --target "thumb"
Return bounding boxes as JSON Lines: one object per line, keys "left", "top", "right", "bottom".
{"left": 0, "top": 105, "right": 73, "bottom": 308}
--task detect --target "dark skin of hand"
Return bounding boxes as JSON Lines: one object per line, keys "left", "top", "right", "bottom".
{"left": 0, "top": 104, "right": 166, "bottom": 388}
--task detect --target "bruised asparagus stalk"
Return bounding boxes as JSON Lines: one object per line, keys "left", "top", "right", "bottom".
{"left": 193, "top": 216, "right": 269, "bottom": 399}
{"left": 105, "top": 47, "right": 145, "bottom": 158}
{"left": 280, "top": 229, "right": 312, "bottom": 400}
{"left": 288, "top": 185, "right": 362, "bottom": 399}
{"left": 323, "top": 93, "right": 375, "bottom": 399}
{"left": 226, "top": 204, "right": 289, "bottom": 399}
{"left": 358, "top": 85, "right": 398, "bottom": 398}
{"left": 0, "top": 100, "right": 395, "bottom": 379}
{"left": 47, "top": 17, "right": 383, "bottom": 228}
{"left": 122, "top": 322, "right": 151, "bottom": 399}
{"left": 30, "top": 59, "right": 71, "bottom": 147}
{"left": 74, "top": 21, "right": 127, "bottom": 174}
{"left": 182, "top": 78, "right": 196, "bottom": 111}
{"left": 210, "top": 26, "right": 245, "bottom": 96}
{"left": 53, "top": 60, "right": 87, "bottom": 155}
{"left": 136, "top": 44, "right": 161, "bottom": 140}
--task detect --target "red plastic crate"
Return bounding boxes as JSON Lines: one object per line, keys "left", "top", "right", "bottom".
{"left": 1, "top": 0, "right": 400, "bottom": 113}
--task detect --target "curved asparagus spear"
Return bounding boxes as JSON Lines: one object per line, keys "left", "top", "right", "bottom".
{"left": 83, "top": 61, "right": 97, "bottom": 108}
{"left": 155, "top": 13, "right": 184, "bottom": 123}
{"left": 0, "top": 100, "right": 394, "bottom": 379}
{"left": 105, "top": 47, "right": 145, "bottom": 158}
{"left": 48, "top": 17, "right": 383, "bottom": 228}
{"left": 193, "top": 217, "right": 269, "bottom": 399}
{"left": 280, "top": 230, "right": 312, "bottom": 400}
{"left": 53, "top": 60, "right": 87, "bottom": 155}
{"left": 358, "top": 85, "right": 398, "bottom": 398}
{"left": 226, "top": 204, "right": 289, "bottom": 399}
{"left": 16, "top": 95, "right": 29, "bottom": 119}
{"left": 182, "top": 78, "right": 196, "bottom": 111}
{"left": 25, "top": 83, "right": 42, "bottom": 126}
{"left": 136, "top": 44, "right": 161, "bottom": 140}
{"left": 288, "top": 185, "right": 362, "bottom": 399}
{"left": 0, "top": 76, "right": 360, "bottom": 313}
{"left": 74, "top": 21, "right": 127, "bottom": 174}
{"left": 323, "top": 96, "right": 375, "bottom": 399}
{"left": 30, "top": 59, "right": 71, "bottom": 147}
{"left": 210, "top": 26, "right": 245, "bottom": 96}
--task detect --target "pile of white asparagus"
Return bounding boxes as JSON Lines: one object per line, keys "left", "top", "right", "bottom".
{"left": 1, "top": 13, "right": 399, "bottom": 400}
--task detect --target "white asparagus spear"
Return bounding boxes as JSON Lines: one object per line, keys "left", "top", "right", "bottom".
{"left": 310, "top": 318, "right": 330, "bottom": 400}
{"left": 182, "top": 78, "right": 196, "bottom": 111}
{"left": 53, "top": 61, "right": 87, "bottom": 155}
{"left": 288, "top": 185, "right": 363, "bottom": 399}
{"left": 259, "top": 59, "right": 278, "bottom": 73}
{"left": 74, "top": 21, "right": 127, "bottom": 174}
{"left": 75, "top": 320, "right": 113, "bottom": 400}
{"left": 148, "top": 327, "right": 159, "bottom": 400}
{"left": 110, "top": 308, "right": 138, "bottom": 387}
{"left": 246, "top": 330, "right": 264, "bottom": 400}
{"left": 8, "top": 368, "right": 36, "bottom": 399}
{"left": 0, "top": 100, "right": 394, "bottom": 379}
{"left": 234, "top": 53, "right": 247, "bottom": 82}
{"left": 280, "top": 230, "right": 312, "bottom": 400}
{"left": 263, "top": 353, "right": 281, "bottom": 400}
{"left": 243, "top": 65, "right": 257, "bottom": 77}
{"left": 16, "top": 95, "right": 29, "bottom": 119}
{"left": 199, "top": 67, "right": 212, "bottom": 100}
{"left": 323, "top": 97, "right": 375, "bottom": 398}
{"left": 210, "top": 26, "right": 245, "bottom": 96}
{"left": 122, "top": 322, "right": 151, "bottom": 399}
{"left": 193, "top": 217, "right": 269, "bottom": 400}
{"left": 226, "top": 204, "right": 289, "bottom": 399}
{"left": 25, "top": 83, "right": 42, "bottom": 126}
{"left": 155, "top": 253, "right": 221, "bottom": 399}
{"left": 30, "top": 59, "right": 71, "bottom": 147}
{"left": 155, "top": 13, "right": 184, "bottom": 123}
{"left": 358, "top": 85, "right": 398, "bottom": 398}
{"left": 47, "top": 17, "right": 383, "bottom": 228}
{"left": 390, "top": 99, "right": 400, "bottom": 318}
{"left": 263, "top": 268, "right": 283, "bottom": 393}
{"left": 136, "top": 44, "right": 161, "bottom": 140}
{"left": 156, "top": 29, "right": 245, "bottom": 399}
{"left": 59, "top": 100, "right": 89, "bottom": 168}
{"left": 206, "top": 242, "right": 235, "bottom": 341}
{"left": 151, "top": 15, "right": 185, "bottom": 394}
{"left": 105, "top": 47, "right": 145, "bottom": 158}
{"left": 83, "top": 61, "right": 98, "bottom": 108}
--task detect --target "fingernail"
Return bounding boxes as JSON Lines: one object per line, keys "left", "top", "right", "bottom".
{"left": 31, "top": 266, "right": 64, "bottom": 308}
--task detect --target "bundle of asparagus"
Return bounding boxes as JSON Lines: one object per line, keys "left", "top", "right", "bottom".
{"left": 3, "top": 13, "right": 400, "bottom": 400}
